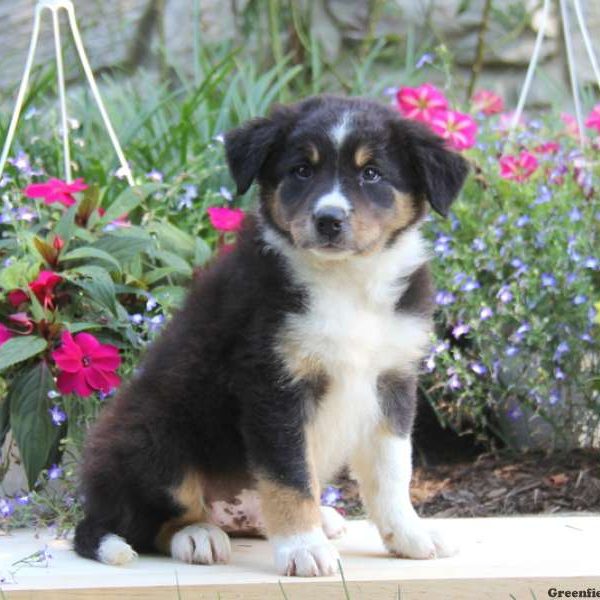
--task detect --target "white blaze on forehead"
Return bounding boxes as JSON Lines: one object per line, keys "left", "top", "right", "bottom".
{"left": 314, "top": 185, "right": 351, "bottom": 214}
{"left": 330, "top": 112, "right": 353, "bottom": 147}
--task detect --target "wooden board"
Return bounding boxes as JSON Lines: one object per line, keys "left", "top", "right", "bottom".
{"left": 2, "top": 516, "right": 600, "bottom": 599}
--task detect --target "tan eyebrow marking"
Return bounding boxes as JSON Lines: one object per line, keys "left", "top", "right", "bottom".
{"left": 307, "top": 143, "right": 320, "bottom": 164}
{"left": 354, "top": 145, "right": 373, "bottom": 168}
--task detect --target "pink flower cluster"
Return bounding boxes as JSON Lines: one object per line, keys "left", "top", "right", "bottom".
{"left": 499, "top": 151, "right": 539, "bottom": 182}
{"left": 395, "top": 83, "right": 478, "bottom": 151}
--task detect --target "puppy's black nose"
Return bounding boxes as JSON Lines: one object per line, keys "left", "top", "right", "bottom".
{"left": 314, "top": 206, "right": 346, "bottom": 240}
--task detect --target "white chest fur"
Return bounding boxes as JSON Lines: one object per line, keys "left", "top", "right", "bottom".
{"left": 272, "top": 228, "right": 432, "bottom": 482}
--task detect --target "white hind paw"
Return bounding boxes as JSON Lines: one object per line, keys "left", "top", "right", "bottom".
{"left": 171, "top": 523, "right": 231, "bottom": 565}
{"left": 97, "top": 534, "right": 138, "bottom": 566}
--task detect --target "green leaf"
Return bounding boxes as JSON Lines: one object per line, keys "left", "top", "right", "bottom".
{"left": 155, "top": 249, "right": 193, "bottom": 277}
{"left": 0, "top": 336, "right": 48, "bottom": 372}
{"left": 99, "top": 183, "right": 162, "bottom": 225}
{"left": 68, "top": 265, "right": 118, "bottom": 317}
{"left": 9, "top": 361, "right": 60, "bottom": 489}
{"left": 0, "top": 392, "right": 10, "bottom": 449}
{"left": 63, "top": 321, "right": 102, "bottom": 333}
{"left": 151, "top": 285, "right": 187, "bottom": 310}
{"left": 61, "top": 246, "right": 122, "bottom": 272}
{"left": 143, "top": 267, "right": 180, "bottom": 285}
{"left": 151, "top": 221, "right": 195, "bottom": 257}
{"left": 194, "top": 237, "right": 212, "bottom": 266}
{"left": 54, "top": 204, "right": 78, "bottom": 249}
{"left": 93, "top": 230, "right": 153, "bottom": 264}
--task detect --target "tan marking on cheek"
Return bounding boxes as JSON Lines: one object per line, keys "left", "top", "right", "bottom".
{"left": 155, "top": 470, "right": 207, "bottom": 553}
{"left": 387, "top": 190, "right": 416, "bottom": 233}
{"left": 354, "top": 145, "right": 372, "bottom": 168}
{"left": 267, "top": 185, "right": 291, "bottom": 233}
{"left": 349, "top": 204, "right": 385, "bottom": 254}
{"left": 308, "top": 143, "right": 320, "bottom": 164}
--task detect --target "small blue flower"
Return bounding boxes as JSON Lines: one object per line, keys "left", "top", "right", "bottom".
{"left": 541, "top": 273, "right": 557, "bottom": 288}
{"left": 435, "top": 291, "right": 456, "bottom": 306}
{"left": 219, "top": 186, "right": 233, "bottom": 202}
{"left": 497, "top": 286, "right": 513, "bottom": 303}
{"left": 479, "top": 306, "right": 493, "bottom": 320}
{"left": 580, "top": 332, "right": 593, "bottom": 343}
{"left": 415, "top": 52, "right": 435, "bottom": 69}
{"left": 472, "top": 238, "right": 486, "bottom": 252}
{"left": 532, "top": 185, "right": 552, "bottom": 206}
{"left": 0, "top": 498, "right": 14, "bottom": 518}
{"left": 17, "top": 494, "right": 30, "bottom": 505}
{"left": 321, "top": 486, "right": 341, "bottom": 506}
{"left": 425, "top": 355, "right": 436, "bottom": 372}
{"left": 470, "top": 362, "right": 487, "bottom": 376}
{"left": 48, "top": 465, "right": 63, "bottom": 480}
{"left": 554, "top": 342, "right": 569, "bottom": 361}
{"left": 461, "top": 278, "right": 480, "bottom": 292}
{"left": 515, "top": 215, "right": 530, "bottom": 227}
{"left": 549, "top": 389, "right": 561, "bottom": 405}
{"left": 130, "top": 313, "right": 144, "bottom": 325}
{"left": 554, "top": 368, "right": 566, "bottom": 381}
{"left": 496, "top": 214, "right": 508, "bottom": 225}
{"left": 568, "top": 207, "right": 582, "bottom": 222}
{"left": 573, "top": 295, "right": 587, "bottom": 305}
{"left": 145, "top": 296, "right": 158, "bottom": 311}
{"left": 508, "top": 406, "right": 523, "bottom": 420}
{"left": 584, "top": 257, "right": 598, "bottom": 270}
{"left": 448, "top": 374, "right": 462, "bottom": 390}
{"left": 505, "top": 346, "right": 520, "bottom": 357}
{"left": 453, "top": 272, "right": 466, "bottom": 285}
{"left": 47, "top": 390, "right": 60, "bottom": 399}
{"left": 146, "top": 169, "right": 163, "bottom": 183}
{"left": 452, "top": 323, "right": 470, "bottom": 339}
{"left": 434, "top": 341, "right": 450, "bottom": 354}
{"left": 49, "top": 406, "right": 66, "bottom": 427}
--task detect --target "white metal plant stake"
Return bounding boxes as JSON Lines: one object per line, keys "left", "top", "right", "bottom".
{"left": 0, "top": 0, "right": 134, "bottom": 186}
{"left": 509, "top": 0, "right": 600, "bottom": 149}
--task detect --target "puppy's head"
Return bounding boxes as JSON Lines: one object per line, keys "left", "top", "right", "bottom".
{"left": 225, "top": 96, "right": 468, "bottom": 259}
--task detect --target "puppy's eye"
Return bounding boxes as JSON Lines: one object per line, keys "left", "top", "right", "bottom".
{"left": 361, "top": 166, "right": 381, "bottom": 183}
{"left": 293, "top": 164, "right": 314, "bottom": 180}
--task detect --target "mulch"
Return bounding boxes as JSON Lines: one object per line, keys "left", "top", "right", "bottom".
{"left": 337, "top": 449, "right": 600, "bottom": 518}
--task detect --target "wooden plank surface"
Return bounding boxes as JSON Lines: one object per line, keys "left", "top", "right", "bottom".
{"left": 2, "top": 516, "right": 600, "bottom": 599}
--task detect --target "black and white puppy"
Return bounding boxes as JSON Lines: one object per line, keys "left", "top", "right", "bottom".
{"left": 74, "top": 95, "right": 468, "bottom": 576}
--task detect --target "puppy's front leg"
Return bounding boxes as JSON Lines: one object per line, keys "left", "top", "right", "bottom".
{"left": 352, "top": 374, "right": 457, "bottom": 559}
{"left": 244, "top": 403, "right": 339, "bottom": 576}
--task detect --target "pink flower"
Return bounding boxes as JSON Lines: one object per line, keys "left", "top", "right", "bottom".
{"left": 560, "top": 113, "right": 580, "bottom": 139}
{"left": 29, "top": 271, "right": 62, "bottom": 309}
{"left": 471, "top": 90, "right": 504, "bottom": 115}
{"left": 0, "top": 324, "right": 12, "bottom": 346}
{"left": 52, "top": 331, "right": 121, "bottom": 397}
{"left": 533, "top": 141, "right": 560, "bottom": 155}
{"left": 497, "top": 112, "right": 524, "bottom": 132}
{"left": 429, "top": 109, "right": 478, "bottom": 150}
{"left": 24, "top": 178, "right": 87, "bottom": 208}
{"left": 8, "top": 289, "right": 29, "bottom": 308}
{"left": 395, "top": 83, "right": 449, "bottom": 123}
{"left": 499, "top": 151, "right": 539, "bottom": 182}
{"left": 207, "top": 207, "right": 245, "bottom": 232}
{"left": 584, "top": 103, "right": 600, "bottom": 133}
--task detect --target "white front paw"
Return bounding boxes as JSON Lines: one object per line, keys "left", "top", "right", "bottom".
{"left": 320, "top": 506, "right": 347, "bottom": 539}
{"left": 273, "top": 529, "right": 340, "bottom": 577}
{"left": 171, "top": 523, "right": 231, "bottom": 564}
{"left": 383, "top": 520, "right": 457, "bottom": 559}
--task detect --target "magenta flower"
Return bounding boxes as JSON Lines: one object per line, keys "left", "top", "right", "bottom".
{"left": 560, "top": 113, "right": 580, "bottom": 139}
{"left": 52, "top": 331, "right": 121, "bottom": 397}
{"left": 499, "top": 151, "right": 538, "bottom": 182}
{"left": 497, "top": 111, "right": 524, "bottom": 132}
{"left": 395, "top": 83, "right": 449, "bottom": 123}
{"left": 471, "top": 90, "right": 504, "bottom": 115}
{"left": 207, "top": 207, "right": 245, "bottom": 232}
{"left": 0, "top": 324, "right": 12, "bottom": 346}
{"left": 533, "top": 141, "right": 560, "bottom": 155}
{"left": 584, "top": 103, "right": 600, "bottom": 133}
{"left": 429, "top": 109, "right": 478, "bottom": 150}
{"left": 24, "top": 178, "right": 87, "bottom": 208}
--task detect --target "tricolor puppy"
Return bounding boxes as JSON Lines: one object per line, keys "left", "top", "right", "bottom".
{"left": 74, "top": 95, "right": 468, "bottom": 576}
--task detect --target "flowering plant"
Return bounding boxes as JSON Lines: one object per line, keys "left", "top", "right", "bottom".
{"left": 0, "top": 162, "right": 242, "bottom": 492}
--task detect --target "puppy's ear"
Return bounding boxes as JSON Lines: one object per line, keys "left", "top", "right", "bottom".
{"left": 224, "top": 106, "right": 294, "bottom": 196}
{"left": 400, "top": 121, "right": 469, "bottom": 217}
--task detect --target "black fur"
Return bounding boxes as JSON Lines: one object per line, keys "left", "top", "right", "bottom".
{"left": 377, "top": 372, "right": 418, "bottom": 437}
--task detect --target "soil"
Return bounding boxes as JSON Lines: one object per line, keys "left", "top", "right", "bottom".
{"left": 337, "top": 449, "right": 600, "bottom": 518}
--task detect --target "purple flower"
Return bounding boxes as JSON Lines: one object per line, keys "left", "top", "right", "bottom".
{"left": 130, "top": 313, "right": 144, "bottom": 325}
{"left": 470, "top": 362, "right": 487, "bottom": 375}
{"left": 497, "top": 286, "right": 513, "bottom": 303}
{"left": 434, "top": 341, "right": 450, "bottom": 354}
{"left": 555, "top": 368, "right": 566, "bottom": 381}
{"left": 472, "top": 238, "right": 486, "bottom": 251}
{"left": 541, "top": 273, "right": 557, "bottom": 288}
{"left": 573, "top": 295, "right": 587, "bottom": 305}
{"left": 146, "top": 169, "right": 163, "bottom": 183}
{"left": 321, "top": 486, "right": 341, "bottom": 506}
{"left": 145, "top": 296, "right": 158, "bottom": 312}
{"left": 508, "top": 406, "right": 523, "bottom": 420}
{"left": 549, "top": 389, "right": 561, "bottom": 405}
{"left": 505, "top": 346, "right": 520, "bottom": 357}
{"left": 49, "top": 406, "right": 66, "bottom": 427}
{"left": 554, "top": 342, "right": 569, "bottom": 361}
{"left": 219, "top": 186, "right": 233, "bottom": 202}
{"left": 517, "top": 322, "right": 531, "bottom": 335}
{"left": 436, "top": 290, "right": 456, "bottom": 306}
{"left": 580, "top": 332, "right": 593, "bottom": 343}
{"left": 532, "top": 185, "right": 552, "bottom": 206}
{"left": 17, "top": 494, "right": 30, "bottom": 505}
{"left": 568, "top": 207, "right": 582, "bottom": 222}
{"left": 515, "top": 215, "right": 531, "bottom": 227}
{"left": 425, "top": 355, "right": 436, "bottom": 372}
{"left": 0, "top": 498, "right": 14, "bottom": 518}
{"left": 48, "top": 464, "right": 63, "bottom": 480}
{"left": 480, "top": 306, "right": 493, "bottom": 320}
{"left": 448, "top": 374, "right": 462, "bottom": 390}
{"left": 451, "top": 323, "right": 470, "bottom": 339}
{"left": 496, "top": 214, "right": 508, "bottom": 225}
{"left": 584, "top": 257, "right": 598, "bottom": 270}
{"left": 416, "top": 52, "right": 435, "bottom": 69}
{"left": 461, "top": 278, "right": 480, "bottom": 292}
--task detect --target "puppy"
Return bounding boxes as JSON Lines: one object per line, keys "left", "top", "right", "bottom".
{"left": 74, "top": 95, "right": 468, "bottom": 576}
